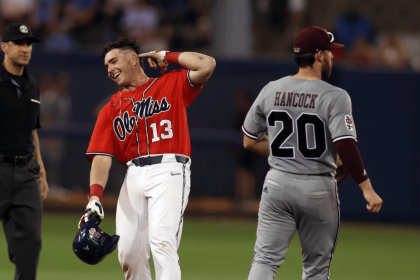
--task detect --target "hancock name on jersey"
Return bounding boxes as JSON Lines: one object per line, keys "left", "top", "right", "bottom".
{"left": 113, "top": 97, "right": 171, "bottom": 141}
{"left": 274, "top": 92, "right": 318, "bottom": 109}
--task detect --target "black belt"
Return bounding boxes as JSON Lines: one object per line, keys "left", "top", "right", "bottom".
{"left": 310, "top": 172, "right": 331, "bottom": 177}
{"left": 132, "top": 155, "right": 189, "bottom": 167}
{"left": 0, "top": 153, "right": 33, "bottom": 165}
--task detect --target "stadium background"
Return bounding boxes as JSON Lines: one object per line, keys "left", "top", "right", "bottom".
{"left": 0, "top": 0, "right": 419, "bottom": 279}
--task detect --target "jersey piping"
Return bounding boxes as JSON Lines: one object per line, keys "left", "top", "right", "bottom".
{"left": 141, "top": 78, "right": 159, "bottom": 156}
{"left": 175, "top": 162, "right": 187, "bottom": 239}
{"left": 326, "top": 181, "right": 341, "bottom": 279}
{"left": 129, "top": 98, "right": 141, "bottom": 157}
{"left": 86, "top": 69, "right": 201, "bottom": 165}
{"left": 242, "top": 125, "right": 258, "bottom": 139}
{"left": 86, "top": 152, "right": 114, "bottom": 158}
{"left": 332, "top": 135, "right": 357, "bottom": 143}
{"left": 187, "top": 70, "right": 196, "bottom": 88}
{"left": 87, "top": 78, "right": 159, "bottom": 160}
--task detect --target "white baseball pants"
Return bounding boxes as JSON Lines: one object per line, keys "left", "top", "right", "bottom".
{"left": 116, "top": 154, "right": 191, "bottom": 280}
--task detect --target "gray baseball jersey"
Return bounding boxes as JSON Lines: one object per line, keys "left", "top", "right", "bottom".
{"left": 242, "top": 75, "right": 357, "bottom": 174}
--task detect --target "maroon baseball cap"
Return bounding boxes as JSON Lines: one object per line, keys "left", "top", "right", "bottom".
{"left": 2, "top": 23, "right": 40, "bottom": 43}
{"left": 293, "top": 26, "right": 344, "bottom": 54}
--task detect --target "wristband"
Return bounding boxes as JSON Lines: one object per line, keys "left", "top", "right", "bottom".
{"left": 90, "top": 184, "right": 104, "bottom": 199}
{"left": 165, "top": 51, "right": 182, "bottom": 66}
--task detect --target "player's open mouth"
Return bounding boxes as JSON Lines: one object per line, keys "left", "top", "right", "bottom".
{"left": 113, "top": 72, "right": 121, "bottom": 79}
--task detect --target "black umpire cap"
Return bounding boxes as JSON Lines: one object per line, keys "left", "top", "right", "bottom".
{"left": 2, "top": 23, "right": 40, "bottom": 43}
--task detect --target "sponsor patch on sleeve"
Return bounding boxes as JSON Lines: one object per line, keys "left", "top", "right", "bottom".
{"left": 345, "top": 115, "right": 354, "bottom": 131}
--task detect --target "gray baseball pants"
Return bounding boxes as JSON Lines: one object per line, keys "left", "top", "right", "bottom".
{"left": 248, "top": 168, "right": 340, "bottom": 280}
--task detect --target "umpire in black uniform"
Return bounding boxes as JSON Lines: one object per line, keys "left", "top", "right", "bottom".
{"left": 0, "top": 23, "right": 49, "bottom": 280}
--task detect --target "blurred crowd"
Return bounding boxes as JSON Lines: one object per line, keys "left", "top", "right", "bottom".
{"left": 0, "top": 0, "right": 418, "bottom": 70}
{"left": 253, "top": 0, "right": 416, "bottom": 71}
{"left": 330, "top": 8, "right": 410, "bottom": 70}
{"left": 0, "top": 0, "right": 213, "bottom": 54}
{"left": 38, "top": 72, "right": 72, "bottom": 195}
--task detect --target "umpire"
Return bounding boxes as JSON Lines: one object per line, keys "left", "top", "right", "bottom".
{"left": 0, "top": 23, "right": 49, "bottom": 280}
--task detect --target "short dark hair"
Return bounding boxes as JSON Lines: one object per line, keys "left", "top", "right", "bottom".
{"left": 102, "top": 38, "right": 144, "bottom": 70}
{"left": 293, "top": 51, "right": 317, "bottom": 68}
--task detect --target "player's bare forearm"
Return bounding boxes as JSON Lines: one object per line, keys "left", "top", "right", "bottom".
{"left": 78, "top": 155, "right": 110, "bottom": 227}
{"left": 178, "top": 52, "right": 216, "bottom": 85}
{"left": 89, "top": 155, "right": 112, "bottom": 200}
{"left": 243, "top": 135, "right": 270, "bottom": 158}
{"left": 138, "top": 50, "right": 215, "bottom": 85}
{"left": 358, "top": 179, "right": 383, "bottom": 213}
{"left": 32, "top": 129, "right": 49, "bottom": 200}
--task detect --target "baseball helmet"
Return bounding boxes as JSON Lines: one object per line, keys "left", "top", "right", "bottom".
{"left": 72, "top": 215, "right": 120, "bottom": 265}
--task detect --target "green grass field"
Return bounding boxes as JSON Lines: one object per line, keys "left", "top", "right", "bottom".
{"left": 0, "top": 214, "right": 419, "bottom": 279}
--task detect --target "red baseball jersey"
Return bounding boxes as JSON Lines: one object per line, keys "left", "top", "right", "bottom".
{"left": 86, "top": 69, "right": 202, "bottom": 166}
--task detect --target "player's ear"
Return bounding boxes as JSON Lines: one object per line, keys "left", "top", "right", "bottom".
{"left": 0, "top": 42, "right": 8, "bottom": 53}
{"left": 131, "top": 53, "right": 139, "bottom": 66}
{"left": 314, "top": 50, "right": 322, "bottom": 62}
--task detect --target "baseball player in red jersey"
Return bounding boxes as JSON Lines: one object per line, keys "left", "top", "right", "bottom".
{"left": 78, "top": 38, "right": 216, "bottom": 280}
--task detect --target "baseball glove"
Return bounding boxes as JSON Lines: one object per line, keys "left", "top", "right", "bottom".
{"left": 138, "top": 51, "right": 168, "bottom": 74}
{"left": 335, "top": 165, "right": 348, "bottom": 184}
{"left": 335, "top": 155, "right": 348, "bottom": 184}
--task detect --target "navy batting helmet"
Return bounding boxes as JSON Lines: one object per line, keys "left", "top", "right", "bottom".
{"left": 72, "top": 215, "right": 120, "bottom": 265}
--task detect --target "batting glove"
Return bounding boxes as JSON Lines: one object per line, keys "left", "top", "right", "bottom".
{"left": 77, "top": 199, "right": 105, "bottom": 229}
{"left": 138, "top": 51, "right": 168, "bottom": 74}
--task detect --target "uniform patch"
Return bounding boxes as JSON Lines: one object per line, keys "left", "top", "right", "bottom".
{"left": 345, "top": 115, "right": 354, "bottom": 131}
{"left": 19, "top": 25, "right": 29, "bottom": 34}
